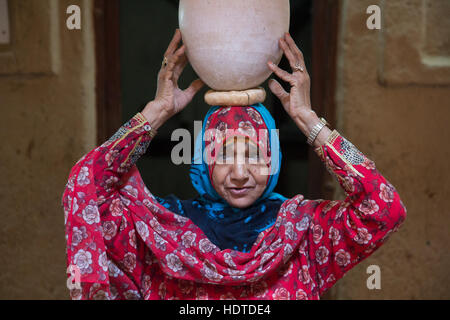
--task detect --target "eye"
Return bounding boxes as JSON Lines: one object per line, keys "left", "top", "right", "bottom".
{"left": 216, "top": 146, "right": 234, "bottom": 164}
{"left": 248, "top": 145, "right": 267, "bottom": 164}
{"left": 247, "top": 147, "right": 259, "bottom": 159}
{"left": 243, "top": 148, "right": 254, "bottom": 162}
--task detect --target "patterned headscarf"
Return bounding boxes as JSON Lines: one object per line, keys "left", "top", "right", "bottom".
{"left": 190, "top": 103, "right": 286, "bottom": 204}
{"left": 156, "top": 104, "right": 287, "bottom": 252}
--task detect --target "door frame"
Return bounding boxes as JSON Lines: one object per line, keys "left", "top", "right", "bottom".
{"left": 94, "top": 0, "right": 122, "bottom": 144}
{"left": 309, "top": 0, "right": 341, "bottom": 200}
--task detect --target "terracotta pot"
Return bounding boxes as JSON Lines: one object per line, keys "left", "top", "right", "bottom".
{"left": 179, "top": 0, "right": 290, "bottom": 91}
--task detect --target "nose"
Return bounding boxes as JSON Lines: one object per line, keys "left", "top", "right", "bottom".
{"left": 230, "top": 162, "right": 250, "bottom": 183}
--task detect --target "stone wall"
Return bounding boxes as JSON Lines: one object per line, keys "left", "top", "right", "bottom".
{"left": 327, "top": 0, "right": 450, "bottom": 299}
{"left": 0, "top": 0, "right": 448, "bottom": 300}
{"left": 0, "top": 0, "right": 96, "bottom": 299}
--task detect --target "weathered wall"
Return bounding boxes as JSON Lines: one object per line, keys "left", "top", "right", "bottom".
{"left": 327, "top": 0, "right": 450, "bottom": 299}
{"left": 0, "top": 0, "right": 448, "bottom": 300}
{"left": 0, "top": 0, "right": 96, "bottom": 299}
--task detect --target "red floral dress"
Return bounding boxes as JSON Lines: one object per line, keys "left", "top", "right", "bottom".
{"left": 62, "top": 113, "right": 406, "bottom": 300}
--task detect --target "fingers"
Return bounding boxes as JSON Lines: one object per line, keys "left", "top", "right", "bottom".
{"left": 162, "top": 45, "right": 186, "bottom": 81}
{"left": 268, "top": 79, "right": 289, "bottom": 104}
{"left": 267, "top": 61, "right": 293, "bottom": 84}
{"left": 184, "top": 78, "right": 205, "bottom": 100}
{"left": 279, "top": 38, "right": 298, "bottom": 71}
{"left": 280, "top": 33, "right": 309, "bottom": 76}
{"left": 173, "top": 54, "right": 188, "bottom": 82}
{"left": 164, "top": 29, "right": 182, "bottom": 58}
{"left": 284, "top": 33, "right": 305, "bottom": 63}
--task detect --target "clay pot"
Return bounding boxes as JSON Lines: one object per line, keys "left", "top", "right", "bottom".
{"left": 179, "top": 0, "right": 290, "bottom": 91}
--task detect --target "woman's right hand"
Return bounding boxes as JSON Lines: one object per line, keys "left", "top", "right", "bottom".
{"left": 142, "top": 29, "right": 204, "bottom": 130}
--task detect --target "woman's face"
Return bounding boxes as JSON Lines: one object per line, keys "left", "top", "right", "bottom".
{"left": 211, "top": 136, "right": 270, "bottom": 209}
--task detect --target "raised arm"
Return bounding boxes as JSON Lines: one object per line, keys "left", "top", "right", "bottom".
{"left": 61, "top": 112, "right": 164, "bottom": 299}
{"left": 61, "top": 29, "right": 203, "bottom": 300}
{"left": 63, "top": 28, "right": 203, "bottom": 204}
{"left": 268, "top": 33, "right": 406, "bottom": 297}
{"left": 301, "top": 131, "right": 406, "bottom": 296}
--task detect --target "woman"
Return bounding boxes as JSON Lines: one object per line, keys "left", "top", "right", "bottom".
{"left": 62, "top": 30, "right": 406, "bottom": 300}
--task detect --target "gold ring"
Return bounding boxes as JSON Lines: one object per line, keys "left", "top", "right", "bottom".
{"left": 162, "top": 57, "right": 168, "bottom": 68}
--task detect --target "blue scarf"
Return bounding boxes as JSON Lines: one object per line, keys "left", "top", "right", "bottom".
{"left": 156, "top": 103, "right": 287, "bottom": 252}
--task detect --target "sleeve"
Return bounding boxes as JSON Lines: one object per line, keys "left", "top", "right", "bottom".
{"left": 61, "top": 113, "right": 156, "bottom": 300}
{"left": 302, "top": 130, "right": 407, "bottom": 296}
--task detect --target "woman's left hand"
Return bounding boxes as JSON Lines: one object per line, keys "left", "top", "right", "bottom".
{"left": 267, "top": 33, "right": 317, "bottom": 135}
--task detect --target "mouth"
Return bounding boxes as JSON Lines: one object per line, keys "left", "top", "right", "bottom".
{"left": 227, "top": 186, "right": 254, "bottom": 197}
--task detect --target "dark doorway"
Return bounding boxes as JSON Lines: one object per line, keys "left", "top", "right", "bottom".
{"left": 95, "top": 0, "right": 339, "bottom": 202}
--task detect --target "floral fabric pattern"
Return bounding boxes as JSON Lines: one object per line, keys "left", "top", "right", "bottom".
{"left": 62, "top": 113, "right": 406, "bottom": 300}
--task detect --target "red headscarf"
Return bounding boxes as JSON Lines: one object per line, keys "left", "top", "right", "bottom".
{"left": 203, "top": 106, "right": 272, "bottom": 188}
